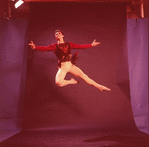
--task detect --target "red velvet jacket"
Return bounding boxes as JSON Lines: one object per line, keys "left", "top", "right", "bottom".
{"left": 35, "top": 42, "right": 92, "bottom": 67}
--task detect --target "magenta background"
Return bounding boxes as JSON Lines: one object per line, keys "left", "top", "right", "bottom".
{"left": 22, "top": 3, "right": 136, "bottom": 130}
{"left": 1, "top": 2, "right": 147, "bottom": 135}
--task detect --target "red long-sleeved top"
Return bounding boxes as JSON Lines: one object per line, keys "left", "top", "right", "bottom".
{"left": 35, "top": 42, "right": 92, "bottom": 67}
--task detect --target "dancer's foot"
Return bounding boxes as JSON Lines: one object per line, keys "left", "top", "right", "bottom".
{"left": 98, "top": 85, "right": 111, "bottom": 92}
{"left": 70, "top": 78, "right": 79, "bottom": 85}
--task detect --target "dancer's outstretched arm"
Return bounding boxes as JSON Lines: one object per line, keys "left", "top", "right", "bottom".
{"left": 69, "top": 39, "right": 101, "bottom": 49}
{"left": 28, "top": 41, "right": 56, "bottom": 52}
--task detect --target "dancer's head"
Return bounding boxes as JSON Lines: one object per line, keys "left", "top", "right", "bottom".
{"left": 55, "top": 29, "right": 64, "bottom": 40}
{"left": 55, "top": 29, "right": 64, "bottom": 35}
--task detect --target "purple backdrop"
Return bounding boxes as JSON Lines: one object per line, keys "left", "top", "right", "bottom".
{"left": 127, "top": 18, "right": 148, "bottom": 134}
{"left": 0, "top": 18, "right": 28, "bottom": 141}
{"left": 0, "top": 3, "right": 148, "bottom": 143}
{"left": 22, "top": 2, "right": 137, "bottom": 131}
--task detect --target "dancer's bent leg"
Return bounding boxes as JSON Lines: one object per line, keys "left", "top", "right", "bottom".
{"left": 55, "top": 65, "right": 78, "bottom": 87}
{"left": 69, "top": 65, "right": 111, "bottom": 91}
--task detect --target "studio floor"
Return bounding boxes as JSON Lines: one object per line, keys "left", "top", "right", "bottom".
{"left": 0, "top": 128, "right": 149, "bottom": 147}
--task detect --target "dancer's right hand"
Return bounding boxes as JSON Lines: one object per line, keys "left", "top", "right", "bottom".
{"left": 28, "top": 41, "right": 36, "bottom": 49}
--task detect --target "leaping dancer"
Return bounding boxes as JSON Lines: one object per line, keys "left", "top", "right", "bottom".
{"left": 28, "top": 30, "right": 111, "bottom": 92}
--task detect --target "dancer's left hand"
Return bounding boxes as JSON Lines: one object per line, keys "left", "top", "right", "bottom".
{"left": 91, "top": 39, "right": 101, "bottom": 47}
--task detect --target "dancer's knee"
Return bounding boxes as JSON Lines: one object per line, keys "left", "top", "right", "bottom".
{"left": 77, "top": 71, "right": 88, "bottom": 79}
{"left": 83, "top": 75, "right": 93, "bottom": 85}
{"left": 55, "top": 80, "right": 64, "bottom": 87}
{"left": 81, "top": 73, "right": 89, "bottom": 80}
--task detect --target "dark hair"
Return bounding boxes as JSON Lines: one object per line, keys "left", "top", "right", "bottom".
{"left": 55, "top": 29, "right": 64, "bottom": 35}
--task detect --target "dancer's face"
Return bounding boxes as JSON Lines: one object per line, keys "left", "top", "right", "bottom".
{"left": 55, "top": 31, "right": 64, "bottom": 40}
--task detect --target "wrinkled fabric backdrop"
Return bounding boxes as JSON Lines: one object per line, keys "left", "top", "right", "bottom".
{"left": 23, "top": 2, "right": 136, "bottom": 131}
{"left": 0, "top": 2, "right": 148, "bottom": 134}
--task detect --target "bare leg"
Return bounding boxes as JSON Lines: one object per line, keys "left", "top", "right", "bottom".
{"left": 55, "top": 62, "right": 78, "bottom": 87}
{"left": 69, "top": 65, "right": 111, "bottom": 91}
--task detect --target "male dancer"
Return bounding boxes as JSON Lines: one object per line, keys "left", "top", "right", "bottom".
{"left": 28, "top": 30, "right": 111, "bottom": 91}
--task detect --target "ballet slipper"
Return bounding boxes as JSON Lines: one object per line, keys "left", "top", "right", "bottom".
{"left": 70, "top": 78, "right": 79, "bottom": 84}
{"left": 98, "top": 85, "right": 111, "bottom": 92}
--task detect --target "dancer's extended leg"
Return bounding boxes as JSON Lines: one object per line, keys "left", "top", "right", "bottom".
{"left": 69, "top": 65, "right": 111, "bottom": 91}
